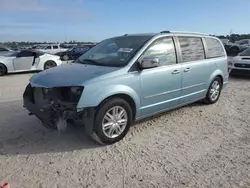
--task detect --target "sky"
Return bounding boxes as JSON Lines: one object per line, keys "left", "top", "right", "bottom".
{"left": 0, "top": 0, "right": 250, "bottom": 42}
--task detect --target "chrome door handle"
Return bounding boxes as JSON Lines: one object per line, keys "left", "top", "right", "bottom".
{"left": 184, "top": 68, "right": 191, "bottom": 72}
{"left": 172, "top": 70, "right": 180, "bottom": 74}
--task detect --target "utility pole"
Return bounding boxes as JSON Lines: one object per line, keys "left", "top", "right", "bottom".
{"left": 229, "top": 29, "right": 233, "bottom": 41}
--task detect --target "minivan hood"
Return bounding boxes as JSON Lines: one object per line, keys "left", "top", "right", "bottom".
{"left": 30, "top": 63, "right": 120, "bottom": 88}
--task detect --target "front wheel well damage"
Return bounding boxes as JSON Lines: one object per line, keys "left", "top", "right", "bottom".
{"left": 97, "top": 94, "right": 136, "bottom": 120}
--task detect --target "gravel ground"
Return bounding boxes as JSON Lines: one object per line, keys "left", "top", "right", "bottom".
{"left": 0, "top": 73, "right": 250, "bottom": 188}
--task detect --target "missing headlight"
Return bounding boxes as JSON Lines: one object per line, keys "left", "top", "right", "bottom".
{"left": 54, "top": 86, "right": 83, "bottom": 103}
{"left": 43, "top": 88, "right": 50, "bottom": 95}
{"left": 70, "top": 87, "right": 82, "bottom": 95}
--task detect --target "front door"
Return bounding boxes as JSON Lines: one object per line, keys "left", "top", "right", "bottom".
{"left": 13, "top": 50, "right": 34, "bottom": 71}
{"left": 139, "top": 37, "right": 182, "bottom": 116}
{"left": 177, "top": 36, "right": 209, "bottom": 104}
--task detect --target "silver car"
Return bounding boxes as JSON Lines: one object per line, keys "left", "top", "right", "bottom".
{"left": 229, "top": 47, "right": 250, "bottom": 76}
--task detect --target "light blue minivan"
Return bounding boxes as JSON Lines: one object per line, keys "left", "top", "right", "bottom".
{"left": 23, "top": 31, "right": 229, "bottom": 144}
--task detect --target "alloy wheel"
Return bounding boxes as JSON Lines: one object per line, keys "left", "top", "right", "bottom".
{"left": 209, "top": 80, "right": 220, "bottom": 101}
{"left": 102, "top": 106, "right": 128, "bottom": 138}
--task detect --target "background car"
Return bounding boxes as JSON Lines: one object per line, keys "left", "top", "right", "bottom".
{"left": 219, "top": 39, "right": 248, "bottom": 56}
{"left": 229, "top": 47, "right": 250, "bottom": 76}
{"left": 55, "top": 45, "right": 95, "bottom": 61}
{"left": 38, "top": 44, "right": 68, "bottom": 54}
{"left": 0, "top": 50, "right": 62, "bottom": 76}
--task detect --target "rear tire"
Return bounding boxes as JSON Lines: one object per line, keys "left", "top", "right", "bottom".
{"left": 44, "top": 61, "right": 57, "bottom": 70}
{"left": 92, "top": 97, "right": 133, "bottom": 145}
{"left": 204, "top": 77, "right": 222, "bottom": 104}
{"left": 0, "top": 63, "right": 7, "bottom": 76}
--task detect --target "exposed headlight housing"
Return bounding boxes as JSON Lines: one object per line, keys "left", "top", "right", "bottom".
{"left": 43, "top": 88, "right": 51, "bottom": 95}
{"left": 70, "top": 87, "right": 82, "bottom": 95}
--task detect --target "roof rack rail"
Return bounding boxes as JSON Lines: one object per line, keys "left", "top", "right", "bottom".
{"left": 160, "top": 31, "right": 170, "bottom": 33}
{"left": 169, "top": 31, "right": 209, "bottom": 35}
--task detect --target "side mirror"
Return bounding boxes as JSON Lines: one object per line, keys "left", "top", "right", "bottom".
{"left": 140, "top": 57, "right": 159, "bottom": 69}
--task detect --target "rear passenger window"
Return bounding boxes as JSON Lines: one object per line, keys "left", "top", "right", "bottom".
{"left": 178, "top": 37, "right": 205, "bottom": 62}
{"left": 53, "top": 46, "right": 59, "bottom": 49}
{"left": 205, "top": 38, "right": 225, "bottom": 58}
{"left": 142, "top": 37, "right": 176, "bottom": 66}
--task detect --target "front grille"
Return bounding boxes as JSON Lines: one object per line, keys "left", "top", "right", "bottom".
{"left": 234, "top": 63, "right": 250, "bottom": 68}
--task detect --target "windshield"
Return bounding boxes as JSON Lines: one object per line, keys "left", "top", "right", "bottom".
{"left": 240, "top": 47, "right": 250, "bottom": 56}
{"left": 77, "top": 36, "right": 152, "bottom": 67}
{"left": 4, "top": 51, "right": 19, "bottom": 57}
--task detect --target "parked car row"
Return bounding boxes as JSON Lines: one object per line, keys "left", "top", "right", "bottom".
{"left": 220, "top": 39, "right": 248, "bottom": 55}
{"left": 55, "top": 44, "right": 95, "bottom": 61}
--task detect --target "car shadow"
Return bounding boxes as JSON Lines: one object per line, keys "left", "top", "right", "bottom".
{"left": 0, "top": 100, "right": 100, "bottom": 156}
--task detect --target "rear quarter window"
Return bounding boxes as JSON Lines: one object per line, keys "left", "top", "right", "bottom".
{"left": 205, "top": 38, "right": 225, "bottom": 58}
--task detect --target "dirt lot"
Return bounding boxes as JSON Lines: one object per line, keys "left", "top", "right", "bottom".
{"left": 0, "top": 73, "right": 250, "bottom": 188}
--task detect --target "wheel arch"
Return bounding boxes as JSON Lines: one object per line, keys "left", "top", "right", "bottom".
{"left": 43, "top": 60, "right": 57, "bottom": 70}
{"left": 207, "top": 70, "right": 225, "bottom": 90}
{"left": 0, "top": 62, "right": 8, "bottom": 75}
{"left": 97, "top": 93, "right": 137, "bottom": 120}
{"left": 77, "top": 84, "right": 141, "bottom": 119}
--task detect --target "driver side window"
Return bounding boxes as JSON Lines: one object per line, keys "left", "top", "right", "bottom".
{"left": 141, "top": 37, "right": 177, "bottom": 66}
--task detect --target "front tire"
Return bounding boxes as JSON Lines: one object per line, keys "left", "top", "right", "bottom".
{"left": 0, "top": 63, "right": 7, "bottom": 76}
{"left": 44, "top": 61, "right": 57, "bottom": 70}
{"left": 204, "top": 77, "right": 222, "bottom": 104}
{"left": 92, "top": 98, "right": 133, "bottom": 145}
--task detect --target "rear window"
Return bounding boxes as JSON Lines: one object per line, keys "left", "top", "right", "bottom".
{"left": 205, "top": 38, "right": 225, "bottom": 58}
{"left": 178, "top": 37, "right": 205, "bottom": 62}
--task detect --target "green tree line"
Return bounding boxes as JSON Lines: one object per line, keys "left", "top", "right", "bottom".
{"left": 1, "top": 33, "right": 250, "bottom": 46}
{"left": 215, "top": 34, "right": 250, "bottom": 42}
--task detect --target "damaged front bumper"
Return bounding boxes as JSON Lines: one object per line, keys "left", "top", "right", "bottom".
{"left": 23, "top": 84, "right": 95, "bottom": 132}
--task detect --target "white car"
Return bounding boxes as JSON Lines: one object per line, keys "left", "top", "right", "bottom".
{"left": 229, "top": 47, "right": 250, "bottom": 76}
{"left": 38, "top": 44, "right": 68, "bottom": 54}
{"left": 0, "top": 50, "right": 62, "bottom": 76}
